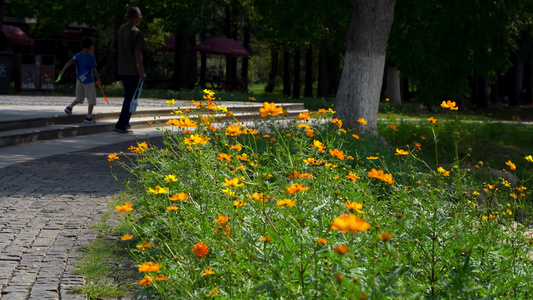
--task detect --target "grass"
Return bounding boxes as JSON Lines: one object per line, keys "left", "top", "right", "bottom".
{"left": 99, "top": 94, "right": 533, "bottom": 299}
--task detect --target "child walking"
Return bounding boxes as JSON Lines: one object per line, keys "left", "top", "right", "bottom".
{"left": 61, "top": 37, "right": 101, "bottom": 124}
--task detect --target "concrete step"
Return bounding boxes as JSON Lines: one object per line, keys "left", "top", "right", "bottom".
{"left": 0, "top": 102, "right": 307, "bottom": 147}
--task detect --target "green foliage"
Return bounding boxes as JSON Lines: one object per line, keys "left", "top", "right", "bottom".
{"left": 106, "top": 93, "right": 533, "bottom": 299}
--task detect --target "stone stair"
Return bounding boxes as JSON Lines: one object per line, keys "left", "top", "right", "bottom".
{"left": 0, "top": 102, "right": 307, "bottom": 147}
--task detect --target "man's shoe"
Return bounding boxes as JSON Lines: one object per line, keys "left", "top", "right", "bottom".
{"left": 84, "top": 117, "right": 96, "bottom": 124}
{"left": 64, "top": 106, "right": 72, "bottom": 115}
{"left": 113, "top": 128, "right": 132, "bottom": 134}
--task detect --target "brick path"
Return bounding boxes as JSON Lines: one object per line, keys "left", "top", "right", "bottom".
{"left": 0, "top": 139, "right": 144, "bottom": 300}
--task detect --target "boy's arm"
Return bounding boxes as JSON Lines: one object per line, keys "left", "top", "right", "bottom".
{"left": 60, "top": 59, "right": 74, "bottom": 73}
{"left": 92, "top": 68, "right": 101, "bottom": 84}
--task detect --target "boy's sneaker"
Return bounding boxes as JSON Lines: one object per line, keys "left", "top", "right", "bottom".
{"left": 64, "top": 106, "right": 72, "bottom": 115}
{"left": 84, "top": 117, "right": 96, "bottom": 124}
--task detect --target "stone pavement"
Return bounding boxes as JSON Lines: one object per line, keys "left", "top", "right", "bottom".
{"left": 0, "top": 138, "right": 154, "bottom": 300}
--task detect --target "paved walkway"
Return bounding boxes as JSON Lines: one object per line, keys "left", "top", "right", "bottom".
{"left": 0, "top": 138, "right": 146, "bottom": 299}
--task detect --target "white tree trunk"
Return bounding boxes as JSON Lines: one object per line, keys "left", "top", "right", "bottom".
{"left": 384, "top": 65, "right": 402, "bottom": 103}
{"left": 334, "top": 0, "right": 396, "bottom": 135}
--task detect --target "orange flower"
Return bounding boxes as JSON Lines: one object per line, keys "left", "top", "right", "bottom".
{"left": 332, "top": 118, "right": 343, "bottom": 128}
{"left": 312, "top": 140, "right": 326, "bottom": 153}
{"left": 346, "top": 172, "right": 360, "bottom": 182}
{"left": 286, "top": 183, "right": 309, "bottom": 194}
{"left": 107, "top": 153, "right": 119, "bottom": 162}
{"left": 297, "top": 112, "right": 311, "bottom": 121}
{"left": 441, "top": 100, "right": 459, "bottom": 110}
{"left": 277, "top": 198, "right": 296, "bottom": 207}
{"left": 329, "top": 148, "right": 345, "bottom": 160}
{"left": 169, "top": 192, "right": 188, "bottom": 201}
{"left": 331, "top": 214, "right": 371, "bottom": 234}
{"left": 260, "top": 236, "right": 272, "bottom": 242}
{"left": 201, "top": 268, "right": 215, "bottom": 277}
{"left": 395, "top": 148, "right": 409, "bottom": 156}
{"left": 389, "top": 124, "right": 397, "bottom": 130}
{"left": 136, "top": 242, "right": 155, "bottom": 251}
{"left": 184, "top": 134, "right": 208, "bottom": 145}
{"left": 367, "top": 168, "right": 394, "bottom": 184}
{"left": 306, "top": 128, "right": 315, "bottom": 137}
{"left": 259, "top": 102, "right": 283, "bottom": 117}
{"left": 223, "top": 177, "right": 245, "bottom": 187}
{"left": 192, "top": 241, "right": 209, "bottom": 258}
{"left": 167, "top": 206, "right": 179, "bottom": 213}
{"left": 344, "top": 200, "right": 364, "bottom": 213}
{"left": 333, "top": 244, "right": 349, "bottom": 255}
{"left": 214, "top": 214, "right": 229, "bottom": 224}
{"left": 352, "top": 134, "right": 360, "bottom": 139}
{"left": 378, "top": 232, "right": 393, "bottom": 242}
{"left": 505, "top": 160, "right": 516, "bottom": 171}
{"left": 115, "top": 202, "right": 133, "bottom": 213}
{"left": 233, "top": 200, "right": 247, "bottom": 207}
{"left": 357, "top": 118, "right": 367, "bottom": 125}
{"left": 156, "top": 274, "right": 168, "bottom": 281}
{"left": 249, "top": 96, "right": 256, "bottom": 101}
{"left": 148, "top": 185, "right": 169, "bottom": 194}
{"left": 225, "top": 124, "right": 243, "bottom": 136}
{"left": 317, "top": 238, "right": 328, "bottom": 244}
{"left": 218, "top": 153, "right": 232, "bottom": 161}
{"left": 121, "top": 235, "right": 133, "bottom": 241}
{"left": 139, "top": 275, "right": 153, "bottom": 286}
{"left": 138, "top": 262, "right": 162, "bottom": 272}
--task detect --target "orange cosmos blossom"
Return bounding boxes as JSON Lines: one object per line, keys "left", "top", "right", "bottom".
{"left": 367, "top": 168, "right": 394, "bottom": 184}
{"left": 333, "top": 244, "right": 349, "bottom": 255}
{"left": 139, "top": 275, "right": 153, "bottom": 286}
{"left": 505, "top": 160, "right": 516, "bottom": 170}
{"left": 277, "top": 198, "right": 296, "bottom": 207}
{"left": 218, "top": 153, "right": 232, "bottom": 161}
{"left": 260, "top": 236, "right": 272, "bottom": 242}
{"left": 136, "top": 242, "right": 155, "bottom": 251}
{"left": 344, "top": 200, "right": 364, "bottom": 213}
{"left": 312, "top": 140, "right": 326, "bottom": 153}
{"left": 259, "top": 102, "right": 283, "bottom": 117}
{"left": 332, "top": 118, "right": 343, "bottom": 128}
{"left": 317, "top": 238, "right": 328, "bottom": 244}
{"left": 156, "top": 274, "right": 168, "bottom": 281}
{"left": 138, "top": 262, "right": 162, "bottom": 272}
{"left": 329, "top": 148, "right": 345, "bottom": 160}
{"left": 148, "top": 185, "right": 169, "bottom": 194}
{"left": 192, "top": 241, "right": 209, "bottom": 258}
{"left": 331, "top": 214, "right": 371, "bottom": 234}
{"left": 167, "top": 206, "right": 179, "bottom": 213}
{"left": 169, "top": 192, "right": 188, "bottom": 201}
{"left": 297, "top": 112, "right": 311, "bottom": 121}
{"left": 346, "top": 172, "right": 360, "bottom": 182}
{"left": 306, "top": 128, "right": 315, "bottom": 137}
{"left": 357, "top": 118, "right": 367, "bottom": 125}
{"left": 225, "top": 124, "right": 243, "bottom": 136}
{"left": 378, "top": 232, "right": 393, "bottom": 242}
{"left": 201, "top": 268, "right": 215, "bottom": 277}
{"left": 121, "top": 235, "right": 134, "bottom": 241}
{"left": 441, "top": 100, "right": 459, "bottom": 110}
{"left": 115, "top": 202, "right": 133, "bottom": 213}
{"left": 214, "top": 214, "right": 229, "bottom": 224}
{"left": 286, "top": 183, "right": 309, "bottom": 193}
{"left": 395, "top": 148, "right": 409, "bottom": 156}
{"left": 107, "top": 153, "right": 119, "bottom": 162}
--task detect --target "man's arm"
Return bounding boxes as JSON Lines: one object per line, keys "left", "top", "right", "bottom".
{"left": 135, "top": 50, "right": 146, "bottom": 81}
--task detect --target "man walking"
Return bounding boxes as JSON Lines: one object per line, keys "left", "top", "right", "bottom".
{"left": 111, "top": 6, "right": 147, "bottom": 133}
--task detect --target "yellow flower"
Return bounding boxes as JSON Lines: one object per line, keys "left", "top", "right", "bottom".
{"left": 331, "top": 214, "right": 371, "bottom": 234}
{"left": 148, "top": 185, "right": 169, "bottom": 194}
{"left": 184, "top": 134, "right": 208, "bottom": 145}
{"left": 440, "top": 100, "right": 459, "bottom": 110}
{"left": 166, "top": 99, "right": 175, "bottom": 105}
{"left": 164, "top": 175, "right": 178, "bottom": 182}
{"left": 525, "top": 155, "right": 533, "bottom": 162}
{"left": 366, "top": 156, "right": 378, "bottom": 160}
{"left": 223, "top": 177, "right": 245, "bottom": 187}
{"left": 317, "top": 238, "right": 328, "bottom": 244}
{"left": 107, "top": 153, "right": 119, "bottom": 162}
{"left": 233, "top": 200, "right": 247, "bottom": 207}
{"left": 344, "top": 200, "right": 364, "bottom": 213}
{"left": 201, "top": 268, "right": 215, "bottom": 277}
{"left": 169, "top": 192, "right": 188, "bottom": 201}
{"left": 395, "top": 148, "right": 409, "bottom": 156}
{"left": 259, "top": 102, "right": 283, "bottom": 117}
{"left": 286, "top": 183, "right": 309, "bottom": 194}
{"left": 139, "top": 275, "right": 153, "bottom": 286}
{"left": 437, "top": 167, "right": 450, "bottom": 176}
{"left": 277, "top": 198, "right": 296, "bottom": 207}
{"left": 115, "top": 202, "right": 133, "bottom": 213}
{"left": 206, "top": 287, "right": 220, "bottom": 297}
{"left": 312, "top": 140, "right": 326, "bottom": 153}
{"left": 121, "top": 235, "right": 134, "bottom": 241}
{"left": 167, "top": 206, "right": 179, "bottom": 213}
{"left": 222, "top": 188, "right": 235, "bottom": 196}
{"left": 346, "top": 172, "right": 360, "bottom": 182}
{"left": 505, "top": 160, "right": 516, "bottom": 170}
{"left": 138, "top": 262, "right": 162, "bottom": 272}
{"left": 357, "top": 118, "right": 367, "bottom": 125}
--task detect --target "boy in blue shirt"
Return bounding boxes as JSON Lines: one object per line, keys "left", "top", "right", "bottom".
{"left": 61, "top": 37, "right": 101, "bottom": 123}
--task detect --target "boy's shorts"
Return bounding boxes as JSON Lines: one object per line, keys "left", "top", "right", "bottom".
{"left": 75, "top": 80, "right": 97, "bottom": 106}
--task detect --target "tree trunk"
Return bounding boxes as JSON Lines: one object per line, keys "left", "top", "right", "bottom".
{"left": 265, "top": 48, "right": 278, "bottom": 93}
{"left": 523, "top": 63, "right": 533, "bottom": 105}
{"left": 200, "top": 31, "right": 207, "bottom": 88}
{"left": 304, "top": 45, "right": 313, "bottom": 97}
{"left": 317, "top": 45, "right": 329, "bottom": 97}
{"left": 507, "top": 55, "right": 522, "bottom": 106}
{"left": 328, "top": 52, "right": 341, "bottom": 96}
{"left": 241, "top": 21, "right": 250, "bottom": 92}
{"left": 283, "top": 49, "right": 291, "bottom": 97}
{"left": 292, "top": 46, "right": 301, "bottom": 99}
{"left": 334, "top": 0, "right": 396, "bottom": 134}
{"left": 384, "top": 63, "right": 401, "bottom": 103}
{"left": 173, "top": 33, "right": 198, "bottom": 90}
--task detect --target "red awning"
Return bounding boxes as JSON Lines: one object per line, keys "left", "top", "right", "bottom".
{"left": 2, "top": 25, "right": 34, "bottom": 47}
